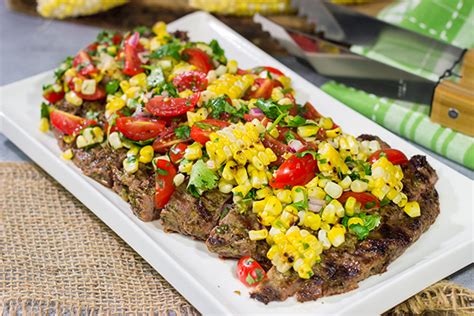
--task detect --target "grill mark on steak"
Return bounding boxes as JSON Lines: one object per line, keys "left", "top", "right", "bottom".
{"left": 160, "top": 183, "right": 231, "bottom": 240}
{"left": 206, "top": 206, "right": 270, "bottom": 263}
{"left": 251, "top": 153, "right": 439, "bottom": 304}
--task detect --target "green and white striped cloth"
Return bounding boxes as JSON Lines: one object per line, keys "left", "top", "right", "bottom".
{"left": 321, "top": 0, "right": 474, "bottom": 169}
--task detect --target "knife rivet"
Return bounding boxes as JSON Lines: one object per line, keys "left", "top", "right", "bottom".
{"left": 448, "top": 108, "right": 459, "bottom": 119}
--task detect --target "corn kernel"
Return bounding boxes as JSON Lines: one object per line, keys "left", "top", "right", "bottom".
{"left": 404, "top": 201, "right": 421, "bottom": 217}
{"left": 297, "top": 125, "right": 319, "bottom": 138}
{"left": 81, "top": 79, "right": 96, "bottom": 95}
{"left": 108, "top": 132, "right": 123, "bottom": 149}
{"left": 138, "top": 145, "right": 154, "bottom": 164}
{"left": 129, "top": 73, "right": 147, "bottom": 87}
{"left": 344, "top": 196, "right": 359, "bottom": 216}
{"left": 264, "top": 196, "right": 283, "bottom": 217}
{"left": 249, "top": 229, "right": 268, "bottom": 241}
{"left": 328, "top": 224, "right": 345, "bottom": 247}
{"left": 61, "top": 149, "right": 74, "bottom": 160}
{"left": 324, "top": 181, "right": 343, "bottom": 199}
{"left": 320, "top": 117, "right": 333, "bottom": 130}
{"left": 184, "top": 142, "right": 202, "bottom": 160}
{"left": 276, "top": 189, "right": 292, "bottom": 204}
{"left": 65, "top": 91, "right": 83, "bottom": 106}
{"left": 347, "top": 217, "right": 364, "bottom": 227}
{"left": 123, "top": 156, "right": 138, "bottom": 174}
{"left": 39, "top": 117, "right": 49, "bottom": 132}
{"left": 218, "top": 178, "right": 234, "bottom": 194}
{"left": 351, "top": 179, "right": 368, "bottom": 193}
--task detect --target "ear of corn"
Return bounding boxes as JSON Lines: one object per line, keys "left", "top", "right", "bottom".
{"left": 37, "top": 0, "right": 128, "bottom": 19}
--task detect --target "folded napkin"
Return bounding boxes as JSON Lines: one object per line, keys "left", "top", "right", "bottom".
{"left": 321, "top": 0, "right": 474, "bottom": 169}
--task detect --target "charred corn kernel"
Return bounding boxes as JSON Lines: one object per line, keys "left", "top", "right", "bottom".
{"left": 280, "top": 210, "right": 298, "bottom": 227}
{"left": 76, "top": 135, "right": 88, "bottom": 148}
{"left": 249, "top": 229, "right": 268, "bottom": 241}
{"left": 119, "top": 80, "right": 130, "bottom": 92}
{"left": 232, "top": 181, "right": 252, "bottom": 197}
{"left": 264, "top": 196, "right": 283, "bottom": 217}
{"left": 207, "top": 73, "right": 253, "bottom": 99}
{"left": 65, "top": 91, "right": 83, "bottom": 106}
{"left": 277, "top": 76, "right": 291, "bottom": 89}
{"left": 106, "top": 95, "right": 126, "bottom": 113}
{"left": 251, "top": 170, "right": 267, "bottom": 188}
{"left": 326, "top": 127, "right": 342, "bottom": 138}
{"left": 173, "top": 173, "right": 185, "bottom": 187}
{"left": 251, "top": 156, "right": 265, "bottom": 170}
{"left": 344, "top": 196, "right": 358, "bottom": 216}
{"left": 265, "top": 148, "right": 277, "bottom": 162}
{"left": 324, "top": 181, "right": 343, "bottom": 199}
{"left": 276, "top": 189, "right": 292, "bottom": 204}
{"left": 318, "top": 142, "right": 349, "bottom": 174}
{"left": 299, "top": 211, "right": 321, "bottom": 231}
{"left": 129, "top": 73, "right": 147, "bottom": 87}
{"left": 178, "top": 160, "right": 193, "bottom": 174}
{"left": 138, "top": 145, "right": 154, "bottom": 164}
{"left": 80, "top": 79, "right": 96, "bottom": 95}
{"left": 218, "top": 178, "right": 234, "bottom": 194}
{"left": 108, "top": 132, "right": 123, "bottom": 149}
{"left": 227, "top": 60, "right": 238, "bottom": 74}
{"left": 351, "top": 179, "right": 368, "bottom": 193}
{"left": 348, "top": 217, "right": 364, "bottom": 227}
{"left": 404, "top": 201, "right": 420, "bottom": 217}
{"left": 271, "top": 87, "right": 284, "bottom": 101}
{"left": 61, "top": 149, "right": 73, "bottom": 160}
{"left": 320, "top": 117, "right": 333, "bottom": 130}
{"left": 123, "top": 156, "right": 138, "bottom": 174}
{"left": 339, "top": 176, "right": 352, "bottom": 189}
{"left": 39, "top": 118, "right": 49, "bottom": 132}
{"left": 308, "top": 186, "right": 326, "bottom": 200}
{"left": 184, "top": 142, "right": 202, "bottom": 160}
{"left": 297, "top": 125, "right": 319, "bottom": 138}
{"left": 233, "top": 150, "right": 247, "bottom": 165}
{"left": 328, "top": 224, "right": 345, "bottom": 247}
{"left": 222, "top": 160, "right": 237, "bottom": 181}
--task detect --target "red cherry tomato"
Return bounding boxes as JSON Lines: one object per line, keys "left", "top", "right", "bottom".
{"left": 73, "top": 50, "right": 97, "bottom": 77}
{"left": 145, "top": 93, "right": 200, "bottom": 117}
{"left": 338, "top": 192, "right": 380, "bottom": 209}
{"left": 301, "top": 102, "right": 322, "bottom": 120}
{"left": 50, "top": 110, "right": 96, "bottom": 135}
{"left": 253, "top": 66, "right": 285, "bottom": 77}
{"left": 112, "top": 33, "right": 122, "bottom": 45}
{"left": 152, "top": 128, "right": 188, "bottom": 153}
{"left": 289, "top": 32, "right": 318, "bottom": 52}
{"left": 237, "top": 256, "right": 266, "bottom": 287}
{"left": 154, "top": 159, "right": 177, "bottom": 208}
{"left": 245, "top": 78, "right": 282, "bottom": 100}
{"left": 262, "top": 134, "right": 292, "bottom": 165}
{"left": 172, "top": 71, "right": 208, "bottom": 92}
{"left": 86, "top": 42, "right": 99, "bottom": 53}
{"left": 77, "top": 86, "right": 107, "bottom": 101}
{"left": 181, "top": 48, "right": 214, "bottom": 73}
{"left": 115, "top": 117, "right": 165, "bottom": 141}
{"left": 368, "top": 149, "right": 409, "bottom": 165}
{"left": 190, "top": 119, "right": 230, "bottom": 145}
{"left": 123, "top": 32, "right": 144, "bottom": 76}
{"left": 237, "top": 68, "right": 250, "bottom": 75}
{"left": 43, "top": 89, "right": 65, "bottom": 104}
{"left": 169, "top": 143, "right": 188, "bottom": 164}
{"left": 270, "top": 152, "right": 318, "bottom": 189}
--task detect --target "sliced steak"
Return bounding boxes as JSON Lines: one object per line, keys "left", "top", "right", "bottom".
{"left": 357, "top": 134, "right": 390, "bottom": 150}
{"left": 161, "top": 184, "right": 231, "bottom": 240}
{"left": 251, "top": 154, "right": 439, "bottom": 304}
{"left": 206, "top": 206, "right": 270, "bottom": 263}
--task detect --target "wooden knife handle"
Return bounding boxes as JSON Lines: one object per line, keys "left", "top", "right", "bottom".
{"left": 460, "top": 48, "right": 474, "bottom": 88}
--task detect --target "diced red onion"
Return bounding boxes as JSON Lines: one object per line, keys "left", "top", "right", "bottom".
{"left": 288, "top": 139, "right": 304, "bottom": 152}
{"left": 138, "top": 52, "right": 149, "bottom": 64}
{"left": 308, "top": 197, "right": 325, "bottom": 213}
{"left": 249, "top": 108, "right": 264, "bottom": 116}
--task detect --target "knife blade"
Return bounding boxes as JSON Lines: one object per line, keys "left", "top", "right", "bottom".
{"left": 254, "top": 14, "right": 438, "bottom": 104}
{"left": 292, "top": 0, "right": 466, "bottom": 80}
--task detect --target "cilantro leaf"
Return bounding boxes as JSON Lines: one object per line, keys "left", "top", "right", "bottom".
{"left": 148, "top": 42, "right": 181, "bottom": 60}
{"left": 255, "top": 99, "right": 292, "bottom": 120}
{"left": 175, "top": 125, "right": 190, "bottom": 139}
{"left": 364, "top": 214, "right": 381, "bottom": 231}
{"left": 285, "top": 115, "right": 307, "bottom": 127}
{"left": 349, "top": 224, "right": 369, "bottom": 240}
{"left": 204, "top": 96, "right": 247, "bottom": 120}
{"left": 105, "top": 80, "right": 119, "bottom": 95}
{"left": 187, "top": 160, "right": 218, "bottom": 197}
{"left": 133, "top": 26, "right": 151, "bottom": 36}
{"left": 54, "top": 56, "right": 73, "bottom": 81}
{"left": 40, "top": 102, "right": 50, "bottom": 119}
{"left": 296, "top": 150, "right": 318, "bottom": 159}
{"left": 209, "top": 39, "right": 227, "bottom": 64}
{"left": 284, "top": 131, "right": 296, "bottom": 143}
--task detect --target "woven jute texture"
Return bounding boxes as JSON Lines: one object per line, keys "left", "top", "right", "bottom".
{"left": 1, "top": 162, "right": 473, "bottom": 315}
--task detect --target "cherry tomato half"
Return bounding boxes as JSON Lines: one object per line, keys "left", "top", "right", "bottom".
{"left": 154, "top": 159, "right": 177, "bottom": 208}
{"left": 173, "top": 71, "right": 208, "bottom": 92}
{"left": 43, "top": 89, "right": 65, "bottom": 104}
{"left": 169, "top": 143, "right": 188, "bottom": 164}
{"left": 77, "top": 86, "right": 107, "bottom": 101}
{"left": 237, "top": 256, "right": 266, "bottom": 287}
{"left": 253, "top": 66, "right": 285, "bottom": 77}
{"left": 262, "top": 134, "right": 292, "bottom": 166}
{"left": 152, "top": 128, "right": 188, "bottom": 153}
{"left": 301, "top": 102, "right": 322, "bottom": 120}
{"left": 50, "top": 109, "right": 96, "bottom": 135}
{"left": 181, "top": 48, "right": 214, "bottom": 73}
{"left": 245, "top": 78, "right": 282, "bottom": 100}
{"left": 145, "top": 93, "right": 200, "bottom": 117}
{"left": 190, "top": 119, "right": 230, "bottom": 145}
{"left": 115, "top": 117, "right": 165, "bottom": 141}
{"left": 270, "top": 152, "right": 318, "bottom": 189}
{"left": 338, "top": 192, "right": 380, "bottom": 210}
{"left": 73, "top": 50, "right": 97, "bottom": 77}
{"left": 368, "top": 149, "right": 409, "bottom": 165}
{"left": 123, "top": 32, "right": 144, "bottom": 76}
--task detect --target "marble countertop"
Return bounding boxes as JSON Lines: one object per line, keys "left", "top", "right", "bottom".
{"left": 1, "top": 1, "right": 472, "bottom": 289}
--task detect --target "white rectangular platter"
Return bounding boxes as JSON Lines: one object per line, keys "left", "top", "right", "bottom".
{"left": 1, "top": 11, "right": 473, "bottom": 315}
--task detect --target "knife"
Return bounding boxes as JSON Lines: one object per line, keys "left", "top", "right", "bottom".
{"left": 254, "top": 1, "right": 474, "bottom": 136}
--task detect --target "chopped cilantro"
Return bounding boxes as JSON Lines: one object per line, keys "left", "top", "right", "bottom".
{"left": 40, "top": 103, "right": 50, "bottom": 119}
{"left": 133, "top": 26, "right": 151, "bottom": 36}
{"left": 285, "top": 115, "right": 307, "bottom": 127}
{"left": 156, "top": 167, "right": 169, "bottom": 176}
{"left": 105, "top": 80, "right": 119, "bottom": 95}
{"left": 148, "top": 41, "right": 182, "bottom": 60}
{"left": 348, "top": 213, "right": 381, "bottom": 240}
{"left": 159, "top": 82, "right": 179, "bottom": 97}
{"left": 349, "top": 224, "right": 369, "bottom": 240}
{"left": 54, "top": 56, "right": 73, "bottom": 81}
{"left": 364, "top": 201, "right": 376, "bottom": 209}
{"left": 204, "top": 96, "right": 247, "bottom": 120}
{"left": 175, "top": 125, "right": 190, "bottom": 139}
{"left": 296, "top": 150, "right": 318, "bottom": 159}
{"left": 284, "top": 131, "right": 296, "bottom": 143}
{"left": 187, "top": 160, "right": 218, "bottom": 197}
{"left": 255, "top": 99, "right": 292, "bottom": 120}
{"left": 209, "top": 39, "right": 227, "bottom": 64}
{"left": 380, "top": 198, "right": 391, "bottom": 207}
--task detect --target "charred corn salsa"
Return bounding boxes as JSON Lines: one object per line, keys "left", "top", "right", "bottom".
{"left": 40, "top": 22, "right": 420, "bottom": 281}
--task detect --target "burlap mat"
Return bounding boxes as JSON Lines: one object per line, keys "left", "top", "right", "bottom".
{"left": 1, "top": 162, "right": 473, "bottom": 315}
